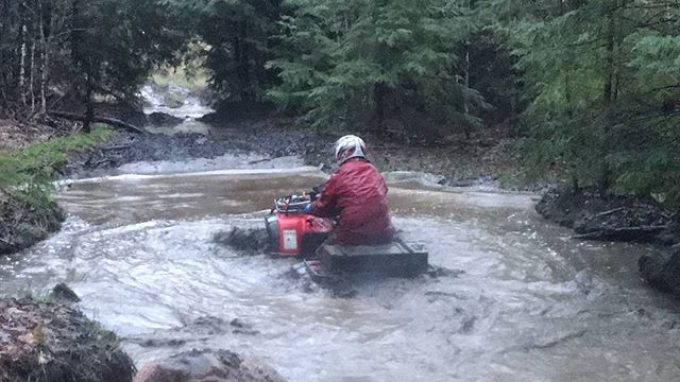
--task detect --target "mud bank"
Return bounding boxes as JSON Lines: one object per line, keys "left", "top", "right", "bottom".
{"left": 0, "top": 122, "right": 112, "bottom": 257}
{"left": 0, "top": 193, "right": 64, "bottom": 256}
{"left": 208, "top": 117, "right": 519, "bottom": 187}
{"left": 69, "top": 115, "right": 518, "bottom": 189}
{"left": 536, "top": 188, "right": 678, "bottom": 245}
{"left": 65, "top": 131, "right": 252, "bottom": 177}
{"left": 537, "top": 188, "right": 680, "bottom": 296}
{"left": 0, "top": 284, "right": 286, "bottom": 382}
{"left": 0, "top": 287, "right": 134, "bottom": 382}
{"left": 0, "top": 117, "right": 76, "bottom": 151}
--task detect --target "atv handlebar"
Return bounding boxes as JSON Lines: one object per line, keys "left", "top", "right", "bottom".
{"left": 272, "top": 186, "right": 322, "bottom": 213}
{"left": 308, "top": 189, "right": 319, "bottom": 202}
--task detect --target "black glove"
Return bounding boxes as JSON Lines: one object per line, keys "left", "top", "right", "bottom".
{"left": 308, "top": 186, "right": 321, "bottom": 202}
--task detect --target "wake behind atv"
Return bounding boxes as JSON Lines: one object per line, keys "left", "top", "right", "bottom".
{"left": 265, "top": 193, "right": 428, "bottom": 282}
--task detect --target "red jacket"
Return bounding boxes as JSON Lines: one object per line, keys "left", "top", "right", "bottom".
{"left": 311, "top": 159, "right": 393, "bottom": 245}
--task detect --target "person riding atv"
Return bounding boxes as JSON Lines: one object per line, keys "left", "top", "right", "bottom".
{"left": 304, "top": 135, "right": 393, "bottom": 246}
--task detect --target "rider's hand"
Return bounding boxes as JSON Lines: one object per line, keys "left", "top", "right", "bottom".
{"left": 304, "top": 203, "right": 314, "bottom": 214}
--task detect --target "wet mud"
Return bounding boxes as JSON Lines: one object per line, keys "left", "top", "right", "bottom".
{"left": 536, "top": 188, "right": 674, "bottom": 243}
{"left": 0, "top": 291, "right": 134, "bottom": 382}
{"left": 65, "top": 131, "right": 253, "bottom": 178}
{"left": 214, "top": 227, "right": 271, "bottom": 254}
{"left": 67, "top": 113, "right": 516, "bottom": 190}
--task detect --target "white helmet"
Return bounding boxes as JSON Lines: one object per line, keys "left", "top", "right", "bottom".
{"left": 335, "top": 135, "right": 367, "bottom": 164}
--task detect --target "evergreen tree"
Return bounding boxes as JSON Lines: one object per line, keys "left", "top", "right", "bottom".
{"left": 268, "top": 0, "right": 489, "bottom": 138}
{"left": 166, "top": 0, "right": 282, "bottom": 105}
{"left": 0, "top": 0, "right": 187, "bottom": 121}
{"left": 495, "top": 0, "right": 680, "bottom": 205}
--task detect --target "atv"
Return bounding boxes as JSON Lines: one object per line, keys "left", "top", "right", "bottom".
{"left": 265, "top": 192, "right": 429, "bottom": 283}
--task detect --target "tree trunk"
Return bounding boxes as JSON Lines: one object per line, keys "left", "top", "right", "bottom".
{"left": 0, "top": 1, "right": 5, "bottom": 107}
{"left": 463, "top": 45, "right": 471, "bottom": 139}
{"left": 48, "top": 110, "right": 147, "bottom": 134}
{"left": 39, "top": 0, "right": 50, "bottom": 116}
{"left": 19, "top": 24, "right": 28, "bottom": 106}
{"left": 599, "top": 2, "right": 617, "bottom": 193}
{"left": 30, "top": 40, "right": 36, "bottom": 113}
{"left": 374, "top": 83, "right": 387, "bottom": 135}
{"left": 463, "top": 0, "right": 476, "bottom": 139}
{"left": 83, "top": 74, "right": 94, "bottom": 133}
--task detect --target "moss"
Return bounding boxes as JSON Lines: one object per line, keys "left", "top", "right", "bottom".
{"left": 0, "top": 125, "right": 112, "bottom": 192}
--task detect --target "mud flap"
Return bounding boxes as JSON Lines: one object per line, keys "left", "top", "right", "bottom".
{"left": 264, "top": 216, "right": 279, "bottom": 255}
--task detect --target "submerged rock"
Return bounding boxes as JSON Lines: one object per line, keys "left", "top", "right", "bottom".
{"left": 51, "top": 283, "right": 80, "bottom": 303}
{"left": 133, "top": 349, "right": 285, "bottom": 382}
{"left": 0, "top": 296, "right": 134, "bottom": 382}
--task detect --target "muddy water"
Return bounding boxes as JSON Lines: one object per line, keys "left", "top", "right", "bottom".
{"left": 2, "top": 161, "right": 680, "bottom": 382}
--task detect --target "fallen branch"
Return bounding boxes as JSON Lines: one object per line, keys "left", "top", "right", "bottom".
{"left": 248, "top": 158, "right": 272, "bottom": 165}
{"left": 592, "top": 205, "right": 672, "bottom": 221}
{"left": 47, "top": 110, "right": 147, "bottom": 134}
{"left": 593, "top": 207, "right": 628, "bottom": 218}
{"left": 573, "top": 225, "right": 667, "bottom": 242}
{"left": 0, "top": 237, "right": 17, "bottom": 248}
{"left": 101, "top": 144, "right": 132, "bottom": 152}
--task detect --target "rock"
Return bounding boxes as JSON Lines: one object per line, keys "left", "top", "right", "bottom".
{"left": 229, "top": 318, "right": 250, "bottom": 329}
{"left": 0, "top": 297, "right": 134, "bottom": 382}
{"left": 214, "top": 227, "right": 270, "bottom": 254}
{"left": 133, "top": 349, "right": 285, "bottom": 382}
{"left": 164, "top": 91, "right": 186, "bottom": 109}
{"left": 230, "top": 319, "right": 260, "bottom": 335}
{"left": 640, "top": 249, "right": 680, "bottom": 296}
{"left": 148, "top": 112, "right": 184, "bottom": 127}
{"left": 189, "top": 316, "right": 230, "bottom": 335}
{"left": 51, "top": 283, "right": 80, "bottom": 303}
{"left": 138, "top": 338, "right": 187, "bottom": 348}
{"left": 134, "top": 364, "right": 187, "bottom": 382}
{"left": 656, "top": 213, "right": 680, "bottom": 246}
{"left": 426, "top": 266, "right": 465, "bottom": 279}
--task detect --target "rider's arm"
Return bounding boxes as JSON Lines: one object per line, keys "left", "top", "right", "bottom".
{"left": 310, "top": 174, "right": 340, "bottom": 217}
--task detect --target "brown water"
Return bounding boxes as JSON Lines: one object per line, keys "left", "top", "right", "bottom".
{"left": 1, "top": 162, "right": 680, "bottom": 382}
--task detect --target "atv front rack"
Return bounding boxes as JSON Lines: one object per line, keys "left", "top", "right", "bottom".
{"left": 273, "top": 194, "right": 311, "bottom": 214}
